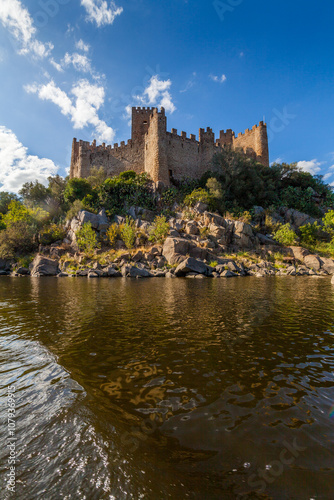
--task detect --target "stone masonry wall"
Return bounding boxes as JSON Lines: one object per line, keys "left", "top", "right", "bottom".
{"left": 70, "top": 107, "right": 270, "bottom": 184}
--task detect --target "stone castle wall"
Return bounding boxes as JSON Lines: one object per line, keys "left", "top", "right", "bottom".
{"left": 70, "top": 107, "right": 269, "bottom": 185}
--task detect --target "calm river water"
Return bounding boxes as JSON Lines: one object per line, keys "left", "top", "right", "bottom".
{"left": 0, "top": 276, "right": 334, "bottom": 499}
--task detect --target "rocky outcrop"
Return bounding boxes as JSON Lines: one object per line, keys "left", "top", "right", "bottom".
{"left": 174, "top": 257, "right": 210, "bottom": 277}
{"left": 30, "top": 255, "right": 59, "bottom": 277}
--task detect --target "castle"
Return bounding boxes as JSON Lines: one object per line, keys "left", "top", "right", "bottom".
{"left": 70, "top": 107, "right": 269, "bottom": 185}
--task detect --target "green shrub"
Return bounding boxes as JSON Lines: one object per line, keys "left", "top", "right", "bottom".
{"left": 322, "top": 210, "right": 334, "bottom": 237}
{"left": 273, "top": 223, "right": 297, "bottom": 246}
{"left": 98, "top": 172, "right": 154, "bottom": 216}
{"left": 39, "top": 224, "right": 67, "bottom": 245}
{"left": 76, "top": 222, "right": 100, "bottom": 254}
{"left": 64, "top": 178, "right": 93, "bottom": 203}
{"left": 299, "top": 222, "right": 319, "bottom": 246}
{"left": 0, "top": 221, "right": 37, "bottom": 259}
{"left": 161, "top": 187, "right": 179, "bottom": 206}
{"left": 184, "top": 188, "right": 211, "bottom": 207}
{"left": 149, "top": 216, "right": 170, "bottom": 244}
{"left": 106, "top": 223, "right": 120, "bottom": 247}
{"left": 121, "top": 217, "right": 136, "bottom": 249}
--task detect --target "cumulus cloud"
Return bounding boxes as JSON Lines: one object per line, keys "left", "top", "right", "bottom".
{"left": 209, "top": 74, "right": 227, "bottom": 83}
{"left": 135, "top": 75, "right": 176, "bottom": 113}
{"left": 297, "top": 159, "right": 323, "bottom": 175}
{"left": 76, "top": 39, "right": 90, "bottom": 52}
{"left": 81, "top": 0, "right": 123, "bottom": 27}
{"left": 0, "top": 0, "right": 53, "bottom": 58}
{"left": 0, "top": 126, "right": 58, "bottom": 193}
{"left": 25, "top": 79, "right": 114, "bottom": 143}
{"left": 323, "top": 172, "right": 333, "bottom": 181}
{"left": 62, "top": 52, "right": 92, "bottom": 73}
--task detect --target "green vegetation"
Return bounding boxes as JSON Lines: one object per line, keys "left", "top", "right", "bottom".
{"left": 149, "top": 216, "right": 170, "bottom": 244}
{"left": 76, "top": 222, "right": 100, "bottom": 254}
{"left": 1, "top": 149, "right": 334, "bottom": 262}
{"left": 121, "top": 217, "right": 136, "bottom": 249}
{"left": 273, "top": 224, "right": 297, "bottom": 246}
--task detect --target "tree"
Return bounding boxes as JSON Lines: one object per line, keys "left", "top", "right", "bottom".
{"left": 0, "top": 192, "right": 20, "bottom": 214}
{"left": 64, "top": 178, "right": 93, "bottom": 203}
{"left": 19, "top": 181, "right": 49, "bottom": 206}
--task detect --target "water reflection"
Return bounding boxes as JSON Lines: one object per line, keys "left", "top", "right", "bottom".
{"left": 0, "top": 277, "right": 334, "bottom": 499}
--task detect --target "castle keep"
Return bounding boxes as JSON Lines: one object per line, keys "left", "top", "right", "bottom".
{"left": 70, "top": 107, "right": 269, "bottom": 185}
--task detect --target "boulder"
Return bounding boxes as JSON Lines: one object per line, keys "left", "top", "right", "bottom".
{"left": 320, "top": 257, "right": 334, "bottom": 274}
{"left": 0, "top": 270, "right": 8, "bottom": 276}
{"left": 174, "top": 257, "right": 209, "bottom": 277}
{"left": 194, "top": 202, "right": 208, "bottom": 214}
{"left": 97, "top": 209, "right": 109, "bottom": 231}
{"left": 132, "top": 251, "right": 143, "bottom": 262}
{"left": 257, "top": 233, "right": 276, "bottom": 245}
{"left": 304, "top": 254, "right": 322, "bottom": 271}
{"left": 79, "top": 211, "right": 100, "bottom": 229}
{"left": 282, "top": 208, "right": 317, "bottom": 229}
{"left": 331, "top": 275, "right": 334, "bottom": 285}
{"left": 204, "top": 211, "right": 226, "bottom": 227}
{"left": 162, "top": 237, "right": 193, "bottom": 265}
{"left": 88, "top": 271, "right": 100, "bottom": 278}
{"left": 30, "top": 255, "right": 59, "bottom": 277}
{"left": 165, "top": 271, "right": 176, "bottom": 278}
{"left": 0, "top": 259, "right": 10, "bottom": 271}
{"left": 129, "top": 266, "right": 152, "bottom": 278}
{"left": 209, "top": 224, "right": 226, "bottom": 239}
{"left": 16, "top": 267, "right": 30, "bottom": 276}
{"left": 114, "top": 215, "right": 126, "bottom": 225}
{"left": 57, "top": 272, "right": 69, "bottom": 277}
{"left": 104, "top": 267, "right": 122, "bottom": 277}
{"left": 185, "top": 221, "right": 199, "bottom": 235}
{"left": 289, "top": 246, "right": 310, "bottom": 262}
{"left": 220, "top": 270, "right": 237, "bottom": 278}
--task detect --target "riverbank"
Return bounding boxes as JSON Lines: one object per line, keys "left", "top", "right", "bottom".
{"left": 2, "top": 205, "right": 334, "bottom": 279}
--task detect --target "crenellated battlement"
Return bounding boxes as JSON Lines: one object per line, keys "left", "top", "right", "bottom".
{"left": 70, "top": 107, "right": 269, "bottom": 184}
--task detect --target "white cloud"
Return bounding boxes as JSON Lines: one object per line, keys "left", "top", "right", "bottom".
{"left": 81, "top": 0, "right": 123, "bottom": 27}
{"left": 62, "top": 52, "right": 92, "bottom": 73}
{"left": 209, "top": 74, "right": 227, "bottom": 83}
{"left": 50, "top": 58, "right": 64, "bottom": 73}
{"left": 25, "top": 79, "right": 114, "bottom": 143}
{"left": 135, "top": 75, "right": 176, "bottom": 113}
{"left": 297, "top": 159, "right": 323, "bottom": 175}
{"left": 76, "top": 39, "right": 90, "bottom": 52}
{"left": 0, "top": 126, "right": 58, "bottom": 193}
{"left": 0, "top": 0, "right": 53, "bottom": 58}
{"left": 323, "top": 172, "right": 333, "bottom": 181}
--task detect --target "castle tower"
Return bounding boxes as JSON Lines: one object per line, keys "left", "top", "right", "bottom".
{"left": 132, "top": 107, "right": 154, "bottom": 143}
{"left": 144, "top": 107, "right": 169, "bottom": 184}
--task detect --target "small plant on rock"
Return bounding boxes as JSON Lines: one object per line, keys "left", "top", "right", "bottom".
{"left": 149, "top": 216, "right": 170, "bottom": 244}
{"left": 76, "top": 222, "right": 100, "bottom": 254}
{"left": 121, "top": 217, "right": 136, "bottom": 249}
{"left": 106, "top": 223, "right": 120, "bottom": 247}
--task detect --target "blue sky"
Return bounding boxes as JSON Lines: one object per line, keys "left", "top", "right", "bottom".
{"left": 0, "top": 0, "right": 333, "bottom": 192}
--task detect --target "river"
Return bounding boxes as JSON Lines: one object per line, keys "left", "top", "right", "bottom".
{"left": 0, "top": 276, "right": 333, "bottom": 499}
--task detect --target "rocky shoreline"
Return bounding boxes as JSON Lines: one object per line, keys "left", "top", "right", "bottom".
{"left": 1, "top": 204, "right": 334, "bottom": 280}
